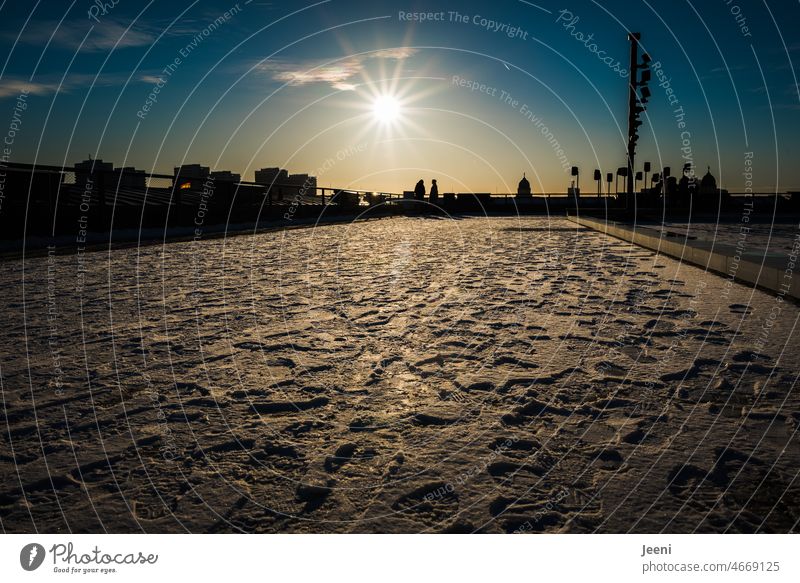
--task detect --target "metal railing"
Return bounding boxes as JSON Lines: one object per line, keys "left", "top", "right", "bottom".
{"left": 1, "top": 161, "right": 795, "bottom": 242}
{"left": 0, "top": 161, "right": 404, "bottom": 204}
{"left": 0, "top": 162, "right": 406, "bottom": 240}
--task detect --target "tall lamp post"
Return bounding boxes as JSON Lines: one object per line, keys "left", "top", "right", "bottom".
{"left": 626, "top": 33, "right": 651, "bottom": 195}
{"left": 616, "top": 167, "right": 628, "bottom": 195}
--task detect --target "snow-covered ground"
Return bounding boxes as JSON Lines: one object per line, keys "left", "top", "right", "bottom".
{"left": 1, "top": 216, "right": 798, "bottom": 533}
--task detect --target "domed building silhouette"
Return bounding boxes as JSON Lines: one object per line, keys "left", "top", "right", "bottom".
{"left": 697, "top": 166, "right": 729, "bottom": 210}
{"left": 516, "top": 173, "right": 532, "bottom": 198}
{"left": 698, "top": 166, "right": 717, "bottom": 195}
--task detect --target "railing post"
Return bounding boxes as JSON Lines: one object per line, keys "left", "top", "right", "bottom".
{"left": 321, "top": 188, "right": 325, "bottom": 205}
{"left": 96, "top": 169, "right": 106, "bottom": 230}
{"left": 172, "top": 177, "right": 181, "bottom": 227}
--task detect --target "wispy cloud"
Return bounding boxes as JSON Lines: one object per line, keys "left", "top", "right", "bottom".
{"left": 139, "top": 74, "right": 165, "bottom": 84}
{"left": 10, "top": 19, "right": 152, "bottom": 52}
{"left": 256, "top": 48, "right": 419, "bottom": 91}
{"left": 0, "top": 72, "right": 151, "bottom": 99}
{"left": 0, "top": 79, "right": 60, "bottom": 98}
{"left": 264, "top": 62, "right": 361, "bottom": 91}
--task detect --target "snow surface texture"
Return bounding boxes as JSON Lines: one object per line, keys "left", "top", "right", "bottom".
{"left": 1, "top": 216, "right": 798, "bottom": 533}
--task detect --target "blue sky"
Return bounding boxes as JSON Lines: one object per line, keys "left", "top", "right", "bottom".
{"left": 0, "top": 0, "right": 798, "bottom": 193}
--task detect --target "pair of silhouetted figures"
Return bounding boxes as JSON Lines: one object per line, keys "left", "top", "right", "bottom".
{"left": 414, "top": 179, "right": 438, "bottom": 202}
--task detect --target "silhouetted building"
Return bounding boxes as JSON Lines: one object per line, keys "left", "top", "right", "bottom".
{"left": 254, "top": 168, "right": 316, "bottom": 199}
{"left": 516, "top": 173, "right": 532, "bottom": 198}
{"left": 75, "top": 158, "right": 113, "bottom": 191}
{"left": 287, "top": 173, "right": 317, "bottom": 195}
{"left": 698, "top": 167, "right": 716, "bottom": 195}
{"left": 210, "top": 170, "right": 241, "bottom": 183}
{"left": 76, "top": 160, "right": 147, "bottom": 191}
{"left": 697, "top": 166, "right": 729, "bottom": 210}
{"left": 173, "top": 164, "right": 210, "bottom": 190}
{"left": 254, "top": 167, "right": 288, "bottom": 185}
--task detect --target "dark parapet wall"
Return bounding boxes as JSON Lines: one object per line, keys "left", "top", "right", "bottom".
{"left": 0, "top": 163, "right": 393, "bottom": 254}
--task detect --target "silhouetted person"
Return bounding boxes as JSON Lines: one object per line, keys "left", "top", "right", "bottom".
{"left": 678, "top": 164, "right": 696, "bottom": 208}
{"left": 414, "top": 179, "right": 425, "bottom": 200}
{"left": 429, "top": 179, "right": 439, "bottom": 203}
{"left": 678, "top": 174, "right": 690, "bottom": 195}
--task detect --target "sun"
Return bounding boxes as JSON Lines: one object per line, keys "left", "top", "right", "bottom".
{"left": 372, "top": 95, "right": 401, "bottom": 124}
